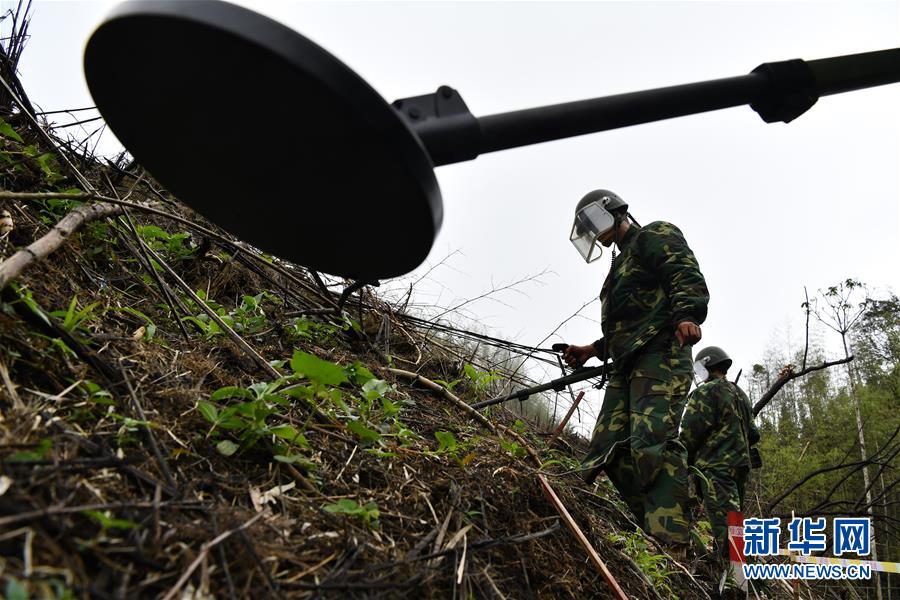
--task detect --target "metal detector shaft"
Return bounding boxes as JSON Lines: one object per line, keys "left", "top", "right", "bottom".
{"left": 405, "top": 48, "right": 900, "bottom": 166}
{"left": 470, "top": 364, "right": 609, "bottom": 410}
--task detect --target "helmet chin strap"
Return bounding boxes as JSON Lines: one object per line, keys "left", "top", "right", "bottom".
{"left": 627, "top": 212, "right": 641, "bottom": 228}
{"left": 610, "top": 212, "right": 625, "bottom": 266}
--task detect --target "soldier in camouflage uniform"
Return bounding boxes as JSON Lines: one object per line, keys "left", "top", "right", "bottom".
{"left": 680, "top": 345, "right": 760, "bottom": 571}
{"left": 564, "top": 189, "right": 709, "bottom": 548}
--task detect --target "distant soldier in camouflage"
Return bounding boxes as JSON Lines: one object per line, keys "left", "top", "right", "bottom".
{"left": 680, "top": 345, "right": 761, "bottom": 571}
{"left": 563, "top": 189, "right": 709, "bottom": 549}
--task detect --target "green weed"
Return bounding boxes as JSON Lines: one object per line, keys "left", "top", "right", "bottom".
{"left": 79, "top": 380, "right": 114, "bottom": 405}
{"left": 323, "top": 498, "right": 380, "bottom": 530}
{"left": 433, "top": 377, "right": 462, "bottom": 391}
{"left": 0, "top": 116, "right": 23, "bottom": 143}
{"left": 35, "top": 187, "right": 84, "bottom": 223}
{"left": 198, "top": 351, "right": 413, "bottom": 464}
{"left": 81, "top": 221, "right": 119, "bottom": 262}
{"left": 182, "top": 290, "right": 280, "bottom": 338}
{"left": 463, "top": 363, "right": 501, "bottom": 394}
{"left": 7, "top": 439, "right": 52, "bottom": 463}
{"left": 4, "top": 577, "right": 29, "bottom": 600}
{"left": 50, "top": 296, "right": 103, "bottom": 340}
{"left": 499, "top": 438, "right": 527, "bottom": 459}
{"left": 607, "top": 531, "right": 677, "bottom": 598}
{"left": 83, "top": 509, "right": 141, "bottom": 532}
{"left": 136, "top": 225, "right": 197, "bottom": 263}
{"left": 287, "top": 315, "right": 340, "bottom": 344}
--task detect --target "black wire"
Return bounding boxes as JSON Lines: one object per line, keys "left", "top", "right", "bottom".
{"left": 398, "top": 313, "right": 562, "bottom": 359}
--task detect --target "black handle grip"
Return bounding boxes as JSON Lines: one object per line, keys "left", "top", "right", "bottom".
{"left": 551, "top": 343, "right": 569, "bottom": 352}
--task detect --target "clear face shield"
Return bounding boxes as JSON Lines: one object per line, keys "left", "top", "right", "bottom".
{"left": 569, "top": 200, "right": 616, "bottom": 263}
{"left": 693, "top": 356, "right": 711, "bottom": 383}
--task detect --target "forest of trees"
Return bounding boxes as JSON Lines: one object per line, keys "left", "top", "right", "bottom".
{"left": 745, "top": 280, "right": 899, "bottom": 596}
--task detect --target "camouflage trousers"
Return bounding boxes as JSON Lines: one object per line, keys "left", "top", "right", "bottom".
{"left": 698, "top": 467, "right": 749, "bottom": 569}
{"left": 582, "top": 335, "right": 693, "bottom": 545}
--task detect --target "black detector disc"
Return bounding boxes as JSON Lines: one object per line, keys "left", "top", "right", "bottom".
{"left": 85, "top": 0, "right": 441, "bottom": 280}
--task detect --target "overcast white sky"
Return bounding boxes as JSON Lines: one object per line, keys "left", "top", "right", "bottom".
{"left": 15, "top": 1, "right": 900, "bottom": 428}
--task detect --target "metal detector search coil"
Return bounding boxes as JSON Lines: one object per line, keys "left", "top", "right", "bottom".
{"left": 83, "top": 0, "right": 900, "bottom": 280}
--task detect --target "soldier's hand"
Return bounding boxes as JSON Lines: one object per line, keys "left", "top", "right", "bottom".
{"left": 562, "top": 344, "right": 596, "bottom": 368}
{"left": 674, "top": 321, "right": 702, "bottom": 347}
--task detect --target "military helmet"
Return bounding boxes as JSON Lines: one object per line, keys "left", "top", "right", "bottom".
{"left": 695, "top": 346, "right": 733, "bottom": 372}
{"left": 575, "top": 189, "right": 628, "bottom": 216}
{"left": 570, "top": 189, "right": 628, "bottom": 263}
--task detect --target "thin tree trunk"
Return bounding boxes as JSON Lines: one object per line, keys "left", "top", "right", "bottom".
{"left": 842, "top": 332, "right": 882, "bottom": 600}
{"left": 876, "top": 443, "right": 891, "bottom": 600}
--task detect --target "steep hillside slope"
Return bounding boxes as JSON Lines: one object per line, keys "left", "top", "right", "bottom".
{"left": 0, "top": 81, "right": 716, "bottom": 600}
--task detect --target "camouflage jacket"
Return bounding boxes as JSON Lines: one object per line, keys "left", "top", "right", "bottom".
{"left": 680, "top": 378, "right": 761, "bottom": 473}
{"left": 599, "top": 221, "right": 709, "bottom": 366}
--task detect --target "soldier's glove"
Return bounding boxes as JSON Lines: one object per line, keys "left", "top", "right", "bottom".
{"left": 749, "top": 446, "right": 763, "bottom": 469}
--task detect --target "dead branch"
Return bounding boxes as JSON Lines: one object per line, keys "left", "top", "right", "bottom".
{"left": 538, "top": 474, "right": 628, "bottom": 600}
{"left": 500, "top": 295, "right": 599, "bottom": 398}
{"left": 118, "top": 364, "right": 177, "bottom": 491}
{"left": 0, "top": 190, "right": 334, "bottom": 310}
{"left": 802, "top": 286, "right": 810, "bottom": 370}
{"left": 389, "top": 367, "right": 631, "bottom": 600}
{"left": 116, "top": 209, "right": 192, "bottom": 341}
{"left": 752, "top": 356, "right": 853, "bottom": 416}
{"left": 138, "top": 241, "right": 279, "bottom": 380}
{"left": 767, "top": 423, "right": 900, "bottom": 512}
{"left": 102, "top": 172, "right": 191, "bottom": 341}
{"left": 0, "top": 500, "right": 198, "bottom": 530}
{"left": 0, "top": 355, "right": 24, "bottom": 410}
{"left": 0, "top": 201, "right": 123, "bottom": 290}
{"left": 161, "top": 511, "right": 267, "bottom": 600}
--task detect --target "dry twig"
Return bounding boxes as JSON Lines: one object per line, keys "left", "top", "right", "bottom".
{"left": 161, "top": 511, "right": 267, "bottom": 600}
{"left": 0, "top": 201, "right": 124, "bottom": 290}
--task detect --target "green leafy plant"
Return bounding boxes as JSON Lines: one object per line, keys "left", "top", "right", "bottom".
{"left": 499, "top": 438, "right": 527, "bottom": 459}
{"left": 435, "top": 430, "right": 459, "bottom": 454}
{"left": 6, "top": 286, "right": 85, "bottom": 359}
{"left": 81, "top": 221, "right": 120, "bottom": 262}
{"left": 65, "top": 380, "right": 115, "bottom": 425}
{"left": 231, "top": 291, "right": 282, "bottom": 333}
{"left": 0, "top": 116, "right": 23, "bottom": 143}
{"left": 199, "top": 350, "right": 412, "bottom": 463}
{"left": 7, "top": 283, "right": 51, "bottom": 326}
{"left": 197, "top": 381, "right": 308, "bottom": 455}
{"left": 323, "top": 498, "right": 380, "bottom": 530}
{"left": 7, "top": 439, "right": 52, "bottom": 463}
{"left": 4, "top": 577, "right": 29, "bottom": 600}
{"left": 50, "top": 296, "right": 103, "bottom": 339}
{"left": 83, "top": 509, "right": 141, "bottom": 532}
{"left": 79, "top": 380, "right": 114, "bottom": 406}
{"left": 0, "top": 120, "right": 65, "bottom": 186}
{"left": 463, "top": 363, "right": 501, "bottom": 394}
{"left": 30, "top": 148, "right": 64, "bottom": 184}
{"left": 430, "top": 430, "right": 478, "bottom": 467}
{"left": 182, "top": 290, "right": 280, "bottom": 338}
{"left": 433, "top": 377, "right": 462, "bottom": 391}
{"left": 607, "top": 531, "right": 677, "bottom": 598}
{"left": 290, "top": 349, "right": 350, "bottom": 387}
{"left": 136, "top": 225, "right": 197, "bottom": 263}
{"left": 35, "top": 187, "right": 83, "bottom": 222}
{"left": 540, "top": 449, "right": 581, "bottom": 471}
{"left": 287, "top": 315, "right": 340, "bottom": 344}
